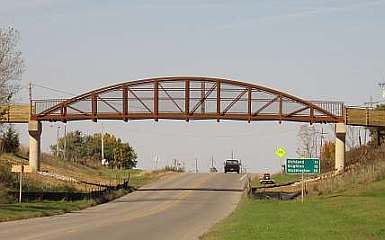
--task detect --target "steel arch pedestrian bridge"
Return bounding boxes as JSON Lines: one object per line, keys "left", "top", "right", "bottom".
{"left": 30, "top": 77, "right": 344, "bottom": 124}
{"left": 3, "top": 76, "right": 385, "bottom": 173}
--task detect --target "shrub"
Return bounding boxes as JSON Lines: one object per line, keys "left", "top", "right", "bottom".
{"left": 1, "top": 125, "right": 20, "bottom": 153}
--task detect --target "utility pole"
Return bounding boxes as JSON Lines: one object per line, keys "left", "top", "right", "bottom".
{"left": 19, "top": 166, "right": 23, "bottom": 203}
{"left": 28, "top": 83, "right": 32, "bottom": 116}
{"left": 101, "top": 124, "right": 105, "bottom": 162}
{"left": 63, "top": 124, "right": 67, "bottom": 160}
{"left": 154, "top": 154, "right": 159, "bottom": 170}
{"left": 195, "top": 158, "right": 198, "bottom": 173}
{"left": 364, "top": 96, "right": 378, "bottom": 144}
{"left": 319, "top": 128, "right": 327, "bottom": 160}
{"left": 56, "top": 126, "right": 61, "bottom": 159}
{"left": 379, "top": 82, "right": 385, "bottom": 99}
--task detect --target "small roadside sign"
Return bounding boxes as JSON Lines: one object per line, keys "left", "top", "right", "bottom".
{"left": 10, "top": 164, "right": 32, "bottom": 203}
{"left": 11, "top": 165, "right": 32, "bottom": 173}
{"left": 275, "top": 147, "right": 287, "bottom": 158}
{"left": 23, "top": 165, "right": 33, "bottom": 173}
{"left": 11, "top": 165, "right": 22, "bottom": 173}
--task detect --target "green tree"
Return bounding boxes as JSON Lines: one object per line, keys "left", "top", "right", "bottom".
{"left": 0, "top": 27, "right": 24, "bottom": 123}
{"left": 50, "top": 130, "right": 85, "bottom": 161}
{"left": 320, "top": 141, "right": 335, "bottom": 173}
{"left": 1, "top": 125, "right": 19, "bottom": 153}
{"left": 50, "top": 130, "right": 137, "bottom": 169}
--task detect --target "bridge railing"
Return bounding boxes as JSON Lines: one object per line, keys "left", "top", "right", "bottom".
{"left": 31, "top": 98, "right": 345, "bottom": 121}
{"left": 30, "top": 77, "right": 346, "bottom": 123}
{"left": 310, "top": 101, "right": 345, "bottom": 117}
{"left": 32, "top": 99, "right": 69, "bottom": 115}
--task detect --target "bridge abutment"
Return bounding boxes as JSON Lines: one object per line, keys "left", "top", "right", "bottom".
{"left": 28, "top": 120, "right": 42, "bottom": 172}
{"left": 335, "top": 123, "right": 346, "bottom": 172}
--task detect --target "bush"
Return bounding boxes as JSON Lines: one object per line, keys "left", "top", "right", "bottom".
{"left": 0, "top": 184, "right": 14, "bottom": 203}
{"left": 0, "top": 163, "right": 18, "bottom": 189}
{"left": 163, "top": 165, "right": 185, "bottom": 172}
{"left": 0, "top": 163, "right": 18, "bottom": 203}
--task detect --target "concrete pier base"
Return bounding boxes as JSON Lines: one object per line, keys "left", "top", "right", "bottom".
{"left": 28, "top": 121, "right": 42, "bottom": 172}
{"left": 335, "top": 123, "right": 346, "bottom": 173}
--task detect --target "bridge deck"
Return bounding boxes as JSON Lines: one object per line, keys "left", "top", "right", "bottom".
{"left": 1, "top": 104, "right": 385, "bottom": 127}
{"left": 345, "top": 107, "right": 385, "bottom": 127}
{"left": 0, "top": 104, "right": 31, "bottom": 123}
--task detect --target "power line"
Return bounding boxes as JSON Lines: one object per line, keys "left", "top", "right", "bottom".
{"left": 30, "top": 83, "right": 76, "bottom": 96}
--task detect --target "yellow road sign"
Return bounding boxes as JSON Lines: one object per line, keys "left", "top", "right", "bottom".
{"left": 11, "top": 165, "right": 32, "bottom": 173}
{"left": 23, "top": 165, "right": 33, "bottom": 173}
{"left": 275, "top": 147, "right": 287, "bottom": 158}
{"left": 11, "top": 165, "right": 22, "bottom": 173}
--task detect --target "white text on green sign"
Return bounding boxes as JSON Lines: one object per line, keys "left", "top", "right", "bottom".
{"left": 286, "top": 158, "right": 320, "bottom": 174}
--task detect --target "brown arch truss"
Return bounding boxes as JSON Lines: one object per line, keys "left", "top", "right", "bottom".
{"left": 31, "top": 77, "right": 344, "bottom": 123}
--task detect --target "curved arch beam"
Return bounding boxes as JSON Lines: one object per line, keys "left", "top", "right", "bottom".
{"left": 31, "top": 77, "right": 344, "bottom": 123}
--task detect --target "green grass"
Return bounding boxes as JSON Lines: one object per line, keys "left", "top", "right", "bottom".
{"left": 0, "top": 170, "right": 161, "bottom": 222}
{"left": 0, "top": 200, "right": 95, "bottom": 222}
{"left": 0, "top": 153, "right": 165, "bottom": 222}
{"left": 202, "top": 178, "right": 385, "bottom": 240}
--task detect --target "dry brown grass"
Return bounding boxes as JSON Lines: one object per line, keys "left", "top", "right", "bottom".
{"left": 306, "top": 144, "right": 385, "bottom": 196}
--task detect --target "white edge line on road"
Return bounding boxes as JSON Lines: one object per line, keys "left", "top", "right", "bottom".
{"left": 240, "top": 174, "right": 248, "bottom": 182}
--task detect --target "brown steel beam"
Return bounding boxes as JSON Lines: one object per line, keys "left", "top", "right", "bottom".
{"left": 123, "top": 85, "right": 128, "bottom": 121}
{"left": 310, "top": 107, "right": 314, "bottom": 124}
{"left": 248, "top": 87, "right": 252, "bottom": 123}
{"left": 154, "top": 80, "right": 159, "bottom": 121}
{"left": 33, "top": 112, "right": 342, "bottom": 123}
{"left": 159, "top": 83, "right": 184, "bottom": 113}
{"left": 222, "top": 89, "right": 247, "bottom": 115}
{"left": 253, "top": 96, "right": 279, "bottom": 116}
{"left": 62, "top": 104, "right": 67, "bottom": 123}
{"left": 91, "top": 93, "right": 97, "bottom": 122}
{"left": 217, "top": 80, "right": 220, "bottom": 122}
{"left": 185, "top": 79, "right": 190, "bottom": 121}
{"left": 285, "top": 106, "right": 309, "bottom": 117}
{"left": 190, "top": 83, "right": 216, "bottom": 114}
{"left": 127, "top": 88, "right": 153, "bottom": 113}
{"left": 279, "top": 95, "right": 283, "bottom": 124}
{"left": 201, "top": 82, "right": 205, "bottom": 114}
{"left": 67, "top": 105, "right": 92, "bottom": 117}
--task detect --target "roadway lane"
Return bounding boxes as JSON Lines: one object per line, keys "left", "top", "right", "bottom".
{"left": 0, "top": 173, "right": 248, "bottom": 240}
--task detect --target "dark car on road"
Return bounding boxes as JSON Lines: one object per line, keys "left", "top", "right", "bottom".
{"left": 259, "top": 173, "right": 275, "bottom": 184}
{"left": 224, "top": 159, "right": 241, "bottom": 174}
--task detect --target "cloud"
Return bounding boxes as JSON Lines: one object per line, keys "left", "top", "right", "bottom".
{"left": 219, "top": 0, "right": 385, "bottom": 30}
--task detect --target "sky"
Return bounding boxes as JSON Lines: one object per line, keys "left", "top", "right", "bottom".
{"left": 1, "top": 0, "right": 385, "bottom": 172}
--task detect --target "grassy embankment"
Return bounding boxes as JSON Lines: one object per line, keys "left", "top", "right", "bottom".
{"left": 252, "top": 173, "right": 302, "bottom": 187}
{"left": 203, "top": 145, "right": 385, "bottom": 240}
{"left": 0, "top": 153, "right": 171, "bottom": 222}
{"left": 202, "top": 177, "right": 385, "bottom": 240}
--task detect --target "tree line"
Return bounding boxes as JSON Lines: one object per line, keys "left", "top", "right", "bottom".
{"left": 51, "top": 130, "right": 137, "bottom": 169}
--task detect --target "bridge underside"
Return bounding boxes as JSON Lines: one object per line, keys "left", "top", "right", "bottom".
{"left": 30, "top": 77, "right": 344, "bottom": 124}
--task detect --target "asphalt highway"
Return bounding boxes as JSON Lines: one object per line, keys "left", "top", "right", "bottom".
{"left": 0, "top": 173, "right": 248, "bottom": 240}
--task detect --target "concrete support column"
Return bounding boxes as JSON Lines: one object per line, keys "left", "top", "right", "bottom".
{"left": 28, "top": 120, "right": 42, "bottom": 172}
{"left": 335, "top": 123, "right": 346, "bottom": 173}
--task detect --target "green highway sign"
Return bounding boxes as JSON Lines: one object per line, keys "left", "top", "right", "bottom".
{"left": 286, "top": 158, "right": 320, "bottom": 174}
